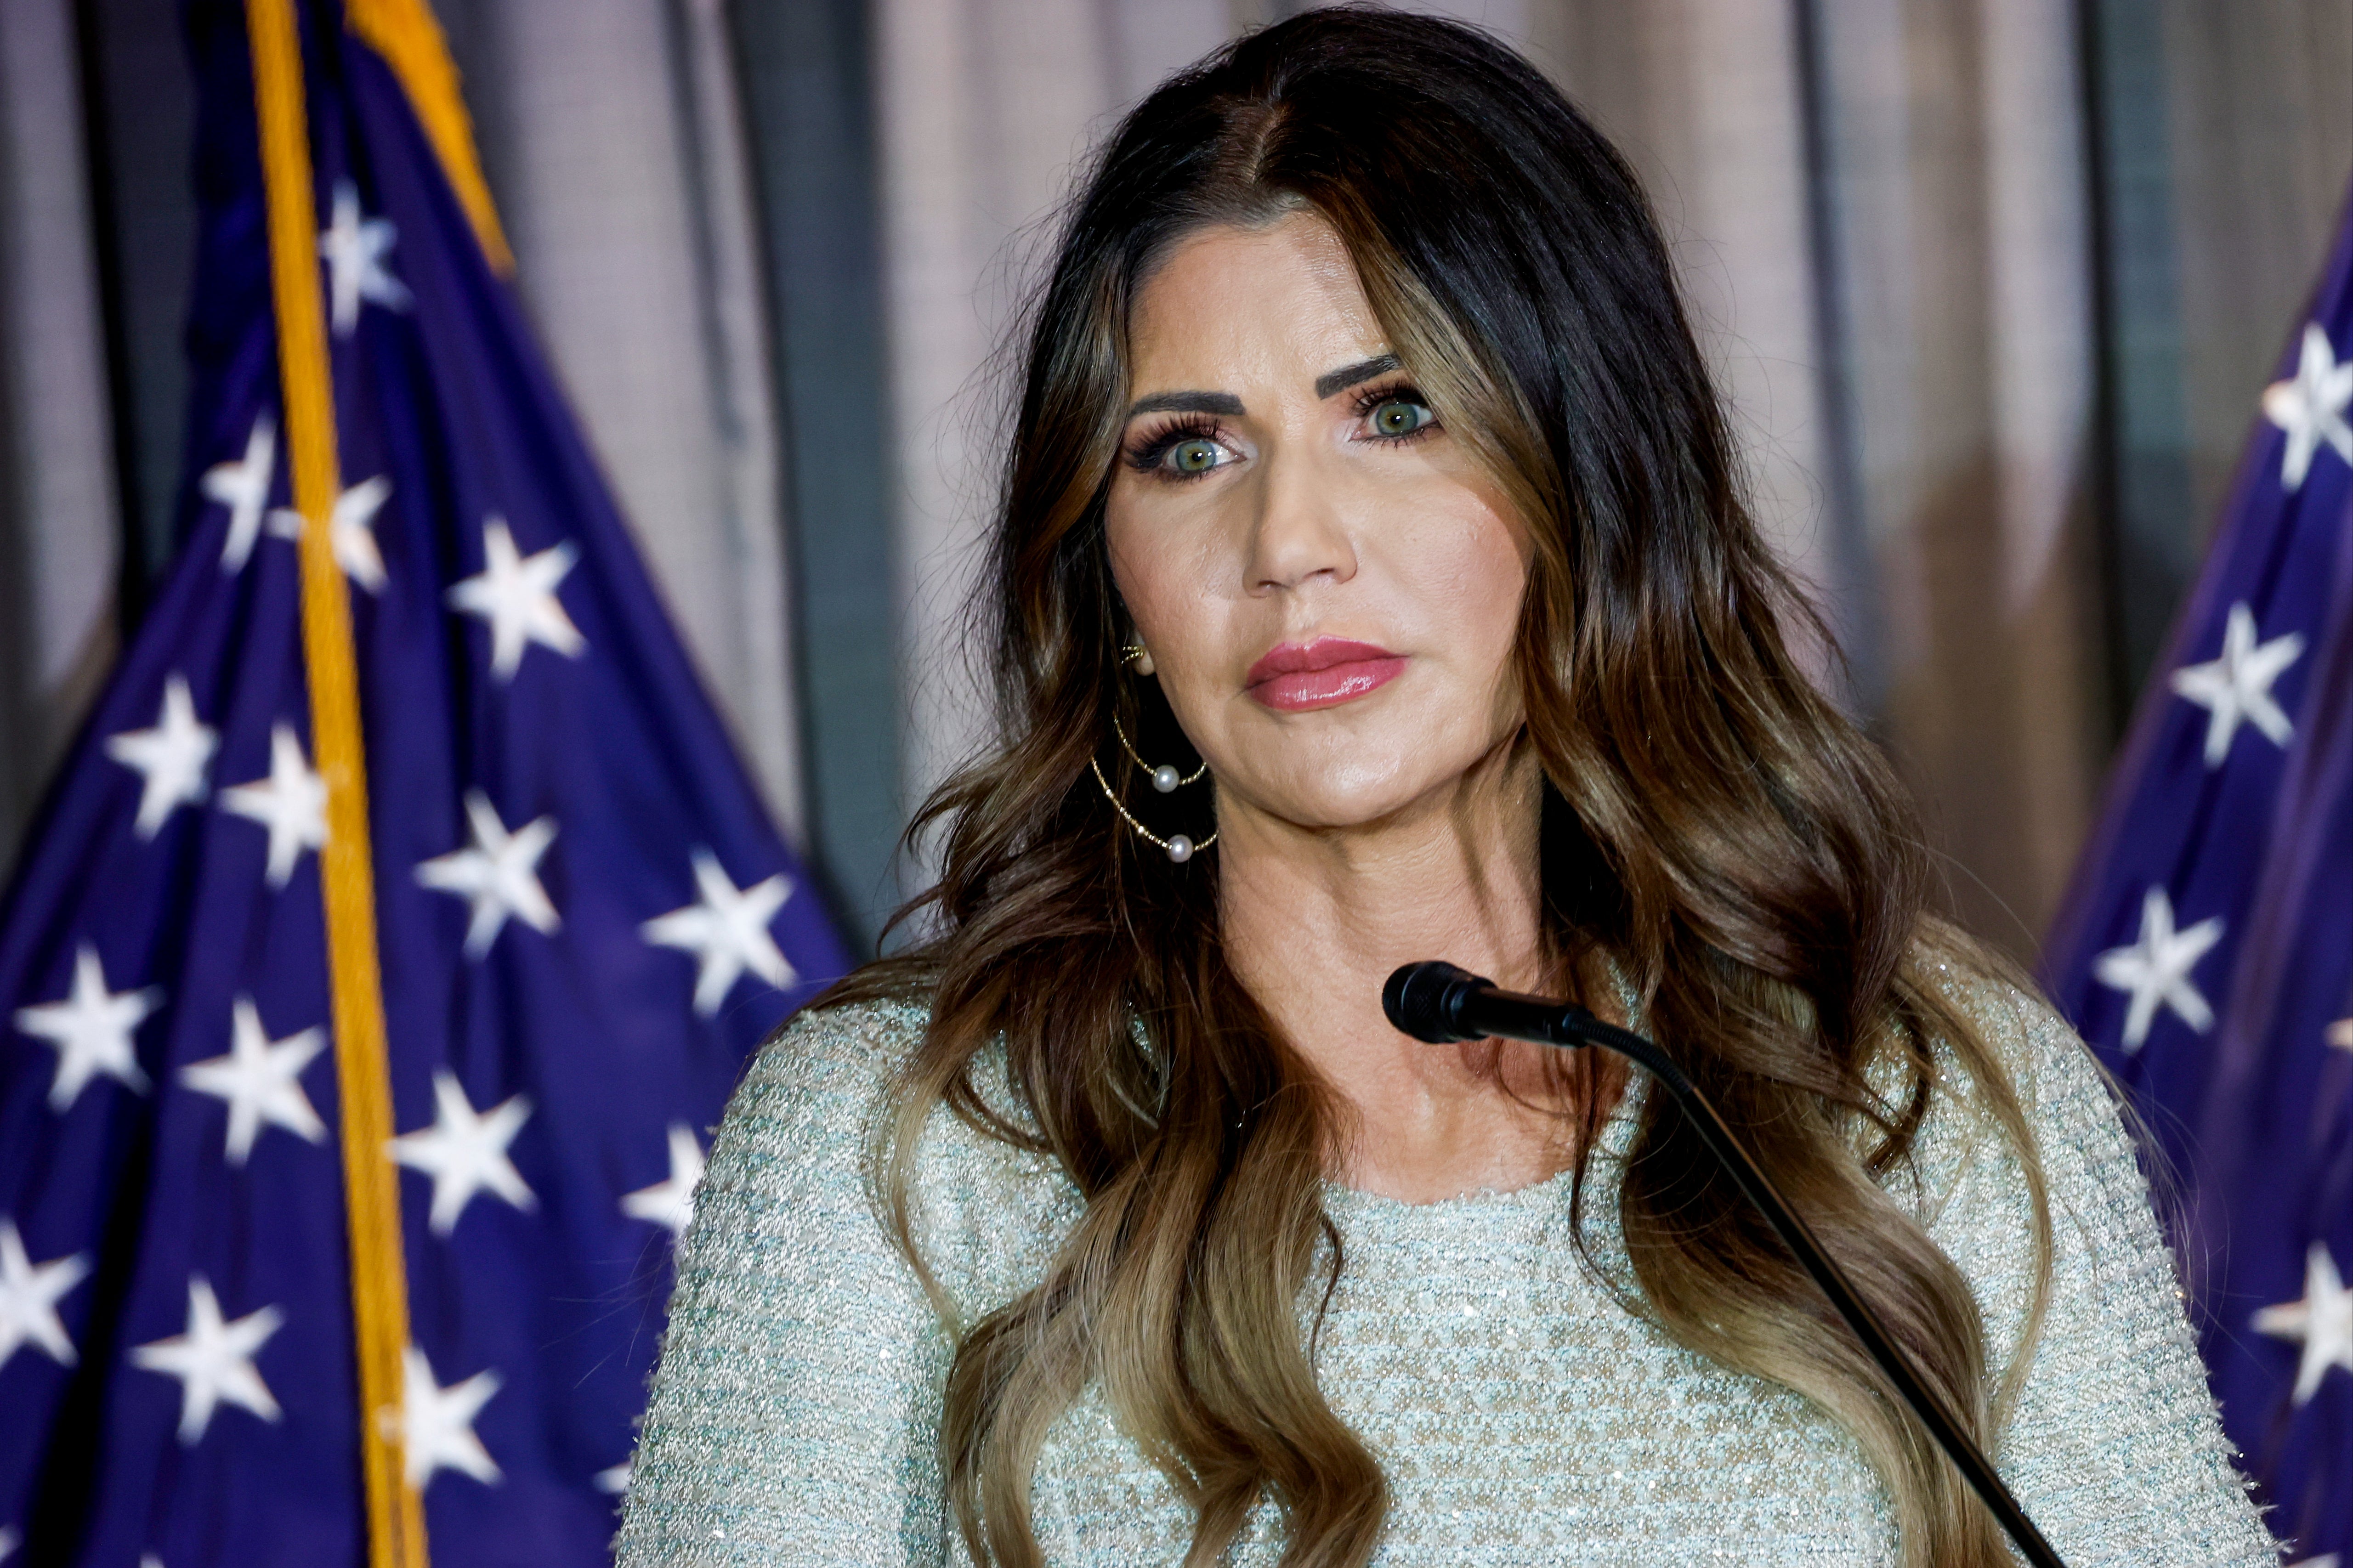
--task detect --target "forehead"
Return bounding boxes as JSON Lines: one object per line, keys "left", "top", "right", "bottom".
{"left": 1125, "top": 213, "right": 1389, "bottom": 396}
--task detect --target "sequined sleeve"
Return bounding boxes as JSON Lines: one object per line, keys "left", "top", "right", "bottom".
{"left": 1920, "top": 982, "right": 2274, "bottom": 1565}
{"left": 615, "top": 1000, "right": 952, "bottom": 1567}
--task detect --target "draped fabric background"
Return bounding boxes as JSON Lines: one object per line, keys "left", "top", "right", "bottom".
{"left": 0, "top": 0, "right": 123, "bottom": 859}
{"left": 5, "top": 0, "right": 2348, "bottom": 955}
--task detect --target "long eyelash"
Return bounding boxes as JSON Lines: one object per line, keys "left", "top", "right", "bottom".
{"left": 1123, "top": 416, "right": 1223, "bottom": 474}
{"left": 1352, "top": 381, "right": 1440, "bottom": 440}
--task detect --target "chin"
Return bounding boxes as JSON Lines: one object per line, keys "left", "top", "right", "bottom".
{"left": 1266, "top": 755, "right": 1463, "bottom": 831}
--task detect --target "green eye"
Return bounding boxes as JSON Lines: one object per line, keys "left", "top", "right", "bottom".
{"left": 1369, "top": 397, "right": 1434, "bottom": 437}
{"left": 1168, "top": 437, "right": 1222, "bottom": 475}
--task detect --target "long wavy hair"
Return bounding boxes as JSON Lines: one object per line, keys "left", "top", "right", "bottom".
{"left": 825, "top": 11, "right": 2052, "bottom": 1565}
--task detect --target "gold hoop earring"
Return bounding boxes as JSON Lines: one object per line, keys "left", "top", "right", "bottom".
{"left": 1111, "top": 715, "right": 1206, "bottom": 794}
{"left": 1091, "top": 755, "right": 1215, "bottom": 862}
{"left": 1100, "top": 641, "right": 1212, "bottom": 861}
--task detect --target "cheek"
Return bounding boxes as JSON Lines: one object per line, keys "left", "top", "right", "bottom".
{"left": 1388, "top": 487, "right": 1534, "bottom": 685}
{"left": 1103, "top": 503, "right": 1171, "bottom": 643}
{"left": 1104, "top": 492, "right": 1228, "bottom": 656}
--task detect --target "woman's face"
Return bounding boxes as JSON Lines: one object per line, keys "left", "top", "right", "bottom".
{"left": 1105, "top": 212, "right": 1534, "bottom": 837}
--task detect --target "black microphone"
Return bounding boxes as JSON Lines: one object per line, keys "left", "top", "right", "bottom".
{"left": 1383, "top": 958, "right": 1608, "bottom": 1050}
{"left": 1383, "top": 961, "right": 2067, "bottom": 1568}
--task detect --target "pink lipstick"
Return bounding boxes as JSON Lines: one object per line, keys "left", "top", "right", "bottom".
{"left": 1245, "top": 638, "right": 1406, "bottom": 712}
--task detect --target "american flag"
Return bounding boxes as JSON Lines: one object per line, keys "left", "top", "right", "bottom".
{"left": 2044, "top": 187, "right": 2352, "bottom": 1564}
{"left": 0, "top": 2, "right": 850, "bottom": 1564}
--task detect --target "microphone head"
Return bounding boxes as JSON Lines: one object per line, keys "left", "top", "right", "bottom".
{"left": 1383, "top": 960, "right": 1491, "bottom": 1044}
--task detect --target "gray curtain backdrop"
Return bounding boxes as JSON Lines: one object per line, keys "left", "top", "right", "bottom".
{"left": 0, "top": 0, "right": 125, "bottom": 849}
{"left": 6, "top": 0, "right": 2348, "bottom": 957}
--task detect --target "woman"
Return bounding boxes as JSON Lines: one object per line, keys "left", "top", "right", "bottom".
{"left": 617, "top": 12, "right": 2271, "bottom": 1566}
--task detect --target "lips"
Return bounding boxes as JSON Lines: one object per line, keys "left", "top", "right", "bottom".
{"left": 1244, "top": 637, "right": 1406, "bottom": 712}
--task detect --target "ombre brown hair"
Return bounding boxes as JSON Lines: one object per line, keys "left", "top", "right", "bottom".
{"left": 826, "top": 10, "right": 2052, "bottom": 1566}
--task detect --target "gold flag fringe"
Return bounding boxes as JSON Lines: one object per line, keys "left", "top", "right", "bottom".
{"left": 344, "top": 0, "right": 512, "bottom": 272}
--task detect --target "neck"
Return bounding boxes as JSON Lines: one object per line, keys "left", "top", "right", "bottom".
{"left": 1216, "top": 735, "right": 1582, "bottom": 1202}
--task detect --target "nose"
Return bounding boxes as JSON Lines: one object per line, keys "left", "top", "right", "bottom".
{"left": 1244, "top": 447, "right": 1358, "bottom": 595}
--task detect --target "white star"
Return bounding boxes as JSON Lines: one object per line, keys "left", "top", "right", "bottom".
{"left": 2253, "top": 1242, "right": 2353, "bottom": 1407}
{"left": 179, "top": 997, "right": 327, "bottom": 1166}
{"left": 0, "top": 1217, "right": 90, "bottom": 1372}
{"left": 13, "top": 944, "right": 160, "bottom": 1112}
{"left": 620, "top": 1124, "right": 707, "bottom": 1241}
{"left": 204, "top": 413, "right": 277, "bottom": 572}
{"left": 445, "top": 517, "right": 584, "bottom": 681}
{"left": 103, "top": 675, "right": 218, "bottom": 839}
{"left": 0, "top": 1526, "right": 16, "bottom": 1562}
{"left": 414, "top": 791, "right": 560, "bottom": 957}
{"left": 2262, "top": 322, "right": 2353, "bottom": 490}
{"left": 128, "top": 1276, "right": 284, "bottom": 1444}
{"left": 388, "top": 1069, "right": 535, "bottom": 1236}
{"left": 2092, "top": 887, "right": 2225, "bottom": 1052}
{"left": 2329, "top": 1017, "right": 2353, "bottom": 1053}
{"left": 2169, "top": 602, "right": 2305, "bottom": 767}
{"left": 2286, "top": 1557, "right": 2341, "bottom": 1568}
{"left": 219, "top": 723, "right": 328, "bottom": 889}
{"left": 401, "top": 1345, "right": 502, "bottom": 1489}
{"left": 640, "top": 850, "right": 796, "bottom": 1017}
{"left": 318, "top": 179, "right": 410, "bottom": 336}
{"left": 265, "top": 474, "right": 392, "bottom": 593}
{"left": 593, "top": 1460, "right": 632, "bottom": 1495}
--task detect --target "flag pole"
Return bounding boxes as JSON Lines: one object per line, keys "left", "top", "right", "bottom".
{"left": 244, "top": 4, "right": 428, "bottom": 1567}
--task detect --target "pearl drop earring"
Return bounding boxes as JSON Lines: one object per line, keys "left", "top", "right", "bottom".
{"left": 1111, "top": 716, "right": 1206, "bottom": 793}
{"left": 1097, "top": 641, "right": 1213, "bottom": 861}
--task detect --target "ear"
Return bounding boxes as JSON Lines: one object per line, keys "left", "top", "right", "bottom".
{"left": 1112, "top": 596, "right": 1157, "bottom": 676}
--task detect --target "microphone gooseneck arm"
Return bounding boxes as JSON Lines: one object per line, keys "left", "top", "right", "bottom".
{"left": 1382, "top": 961, "right": 2067, "bottom": 1568}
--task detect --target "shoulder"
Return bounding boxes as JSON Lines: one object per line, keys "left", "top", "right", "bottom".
{"left": 621, "top": 996, "right": 951, "bottom": 1564}
{"left": 697, "top": 991, "right": 1077, "bottom": 1321}
{"left": 679, "top": 996, "right": 919, "bottom": 1240}
{"left": 1892, "top": 958, "right": 2165, "bottom": 1354}
{"left": 1897, "top": 976, "right": 2272, "bottom": 1557}
{"left": 733, "top": 991, "right": 930, "bottom": 1118}
{"left": 663, "top": 997, "right": 925, "bottom": 1322}
{"left": 1917, "top": 958, "right": 2175, "bottom": 1276}
{"left": 1908, "top": 956, "right": 2124, "bottom": 1170}
{"left": 1893, "top": 956, "right": 2132, "bottom": 1218}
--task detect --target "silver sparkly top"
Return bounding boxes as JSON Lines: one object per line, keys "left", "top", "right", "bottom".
{"left": 616, "top": 980, "right": 2274, "bottom": 1565}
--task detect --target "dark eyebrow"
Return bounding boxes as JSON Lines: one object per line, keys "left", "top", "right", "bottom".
{"left": 1124, "top": 390, "right": 1245, "bottom": 419}
{"left": 1314, "top": 353, "right": 1401, "bottom": 400}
